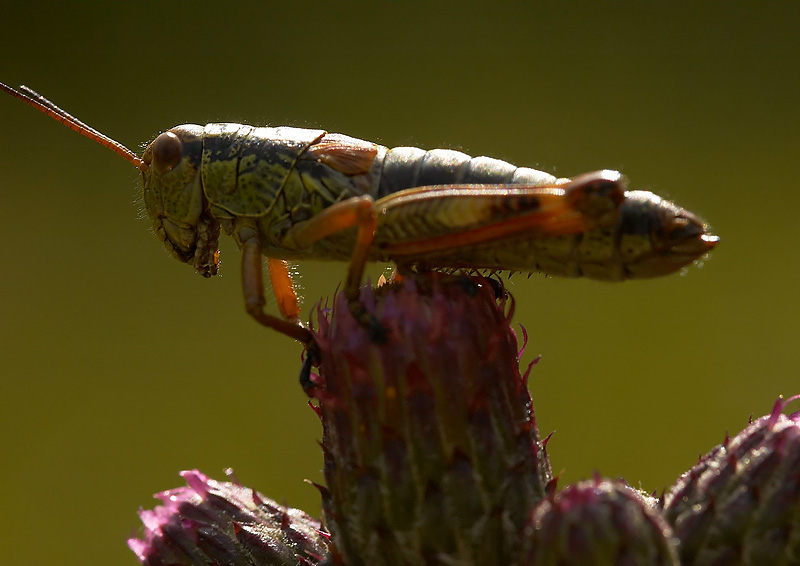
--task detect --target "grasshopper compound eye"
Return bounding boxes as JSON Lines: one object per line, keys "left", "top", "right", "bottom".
{"left": 150, "top": 131, "right": 183, "bottom": 174}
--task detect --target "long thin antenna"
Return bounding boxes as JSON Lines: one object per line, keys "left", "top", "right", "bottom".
{"left": 0, "top": 81, "right": 149, "bottom": 172}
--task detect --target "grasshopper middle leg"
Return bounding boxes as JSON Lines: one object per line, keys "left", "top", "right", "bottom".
{"left": 288, "top": 196, "right": 386, "bottom": 342}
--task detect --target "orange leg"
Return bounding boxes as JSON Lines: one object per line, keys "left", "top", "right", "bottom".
{"left": 267, "top": 258, "right": 301, "bottom": 321}
{"left": 241, "top": 237, "right": 312, "bottom": 344}
{"left": 289, "top": 196, "right": 385, "bottom": 341}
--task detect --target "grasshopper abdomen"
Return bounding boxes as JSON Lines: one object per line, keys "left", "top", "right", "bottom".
{"left": 375, "top": 147, "right": 560, "bottom": 197}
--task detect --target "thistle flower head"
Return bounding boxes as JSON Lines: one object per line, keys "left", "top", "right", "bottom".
{"left": 307, "top": 274, "right": 551, "bottom": 565}
{"left": 524, "top": 477, "right": 680, "bottom": 566}
{"left": 663, "top": 395, "right": 800, "bottom": 564}
{"left": 128, "top": 469, "right": 331, "bottom": 566}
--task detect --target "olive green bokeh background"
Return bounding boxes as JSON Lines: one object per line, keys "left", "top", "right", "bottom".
{"left": 1, "top": 2, "right": 798, "bottom": 564}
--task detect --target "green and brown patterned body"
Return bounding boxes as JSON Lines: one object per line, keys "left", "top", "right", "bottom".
{"left": 0, "top": 79, "right": 718, "bottom": 342}
{"left": 143, "top": 123, "right": 717, "bottom": 282}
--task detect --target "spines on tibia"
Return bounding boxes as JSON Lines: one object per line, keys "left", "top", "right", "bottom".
{"left": 377, "top": 147, "right": 558, "bottom": 197}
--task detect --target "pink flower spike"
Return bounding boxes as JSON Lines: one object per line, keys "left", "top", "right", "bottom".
{"left": 137, "top": 509, "right": 161, "bottom": 532}
{"left": 128, "top": 470, "right": 331, "bottom": 565}
{"left": 179, "top": 469, "right": 211, "bottom": 497}
{"left": 126, "top": 538, "right": 149, "bottom": 561}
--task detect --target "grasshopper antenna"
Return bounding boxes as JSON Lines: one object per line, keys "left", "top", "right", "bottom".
{"left": 0, "top": 81, "right": 149, "bottom": 172}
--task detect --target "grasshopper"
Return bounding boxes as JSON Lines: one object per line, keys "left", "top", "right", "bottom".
{"left": 1, "top": 82, "right": 718, "bottom": 346}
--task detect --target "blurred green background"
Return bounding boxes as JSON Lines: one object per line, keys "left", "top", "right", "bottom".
{"left": 1, "top": 2, "right": 798, "bottom": 564}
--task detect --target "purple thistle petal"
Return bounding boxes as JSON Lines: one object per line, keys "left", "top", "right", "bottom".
{"left": 517, "top": 322, "right": 529, "bottom": 359}
{"left": 128, "top": 469, "right": 331, "bottom": 566}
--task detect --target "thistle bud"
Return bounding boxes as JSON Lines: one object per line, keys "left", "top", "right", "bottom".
{"left": 523, "top": 477, "right": 679, "bottom": 565}
{"left": 662, "top": 396, "right": 800, "bottom": 564}
{"left": 128, "top": 469, "right": 331, "bottom": 566}
{"left": 307, "top": 274, "right": 551, "bottom": 565}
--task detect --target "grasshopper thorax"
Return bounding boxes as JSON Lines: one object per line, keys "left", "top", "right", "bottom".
{"left": 141, "top": 124, "right": 221, "bottom": 277}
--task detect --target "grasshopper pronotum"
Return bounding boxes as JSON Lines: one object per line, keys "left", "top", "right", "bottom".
{"left": 1, "top": 82, "right": 718, "bottom": 346}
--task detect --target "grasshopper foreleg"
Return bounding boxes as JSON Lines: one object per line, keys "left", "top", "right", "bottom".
{"left": 241, "top": 236, "right": 313, "bottom": 344}
{"left": 289, "top": 196, "right": 386, "bottom": 343}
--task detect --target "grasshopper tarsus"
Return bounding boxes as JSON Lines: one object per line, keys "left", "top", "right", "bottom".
{"left": 299, "top": 344, "right": 321, "bottom": 393}
{"left": 485, "top": 276, "right": 506, "bottom": 300}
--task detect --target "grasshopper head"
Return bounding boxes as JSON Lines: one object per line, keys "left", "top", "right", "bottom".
{"left": 617, "top": 191, "right": 719, "bottom": 278}
{"left": 141, "top": 125, "right": 221, "bottom": 278}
